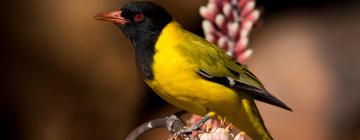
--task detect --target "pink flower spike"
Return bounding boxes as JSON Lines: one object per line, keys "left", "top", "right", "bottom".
{"left": 215, "top": 14, "right": 227, "bottom": 33}
{"left": 205, "top": 34, "right": 216, "bottom": 43}
{"left": 241, "top": 1, "right": 255, "bottom": 17}
{"left": 236, "top": 42, "right": 246, "bottom": 52}
{"left": 237, "top": 49, "right": 253, "bottom": 63}
{"left": 210, "top": 0, "right": 226, "bottom": 8}
{"left": 222, "top": 2, "right": 232, "bottom": 18}
{"left": 200, "top": 6, "right": 209, "bottom": 18}
{"left": 207, "top": 2, "right": 219, "bottom": 19}
{"left": 201, "top": 0, "right": 260, "bottom": 63}
{"left": 202, "top": 20, "right": 215, "bottom": 34}
{"left": 242, "top": 21, "right": 253, "bottom": 31}
{"left": 199, "top": 3, "right": 219, "bottom": 22}
{"left": 218, "top": 36, "right": 228, "bottom": 49}
{"left": 227, "top": 22, "right": 240, "bottom": 39}
{"left": 238, "top": 0, "right": 251, "bottom": 8}
{"left": 240, "top": 28, "right": 250, "bottom": 38}
{"left": 246, "top": 10, "right": 260, "bottom": 22}
{"left": 239, "top": 38, "right": 249, "bottom": 49}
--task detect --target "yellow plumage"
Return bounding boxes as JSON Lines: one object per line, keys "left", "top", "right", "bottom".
{"left": 146, "top": 21, "right": 272, "bottom": 140}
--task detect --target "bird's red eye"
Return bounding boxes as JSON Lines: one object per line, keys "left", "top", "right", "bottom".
{"left": 134, "top": 13, "right": 144, "bottom": 22}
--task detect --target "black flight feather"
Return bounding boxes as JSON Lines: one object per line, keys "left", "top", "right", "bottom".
{"left": 197, "top": 70, "right": 292, "bottom": 111}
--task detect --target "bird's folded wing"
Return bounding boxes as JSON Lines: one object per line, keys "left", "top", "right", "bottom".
{"left": 197, "top": 70, "right": 292, "bottom": 111}
{"left": 176, "top": 30, "right": 292, "bottom": 111}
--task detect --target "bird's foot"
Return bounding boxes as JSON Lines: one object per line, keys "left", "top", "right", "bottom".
{"left": 166, "top": 111, "right": 187, "bottom": 133}
{"left": 174, "top": 112, "right": 214, "bottom": 138}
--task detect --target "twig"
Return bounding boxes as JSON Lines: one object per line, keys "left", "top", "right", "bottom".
{"left": 124, "top": 111, "right": 187, "bottom": 140}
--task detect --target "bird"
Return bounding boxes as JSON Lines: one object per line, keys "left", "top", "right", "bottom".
{"left": 94, "top": 1, "right": 292, "bottom": 140}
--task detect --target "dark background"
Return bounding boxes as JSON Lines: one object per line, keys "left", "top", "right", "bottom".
{"left": 1, "top": 0, "right": 360, "bottom": 140}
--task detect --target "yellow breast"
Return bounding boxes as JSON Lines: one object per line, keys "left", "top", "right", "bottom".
{"left": 145, "top": 21, "right": 241, "bottom": 115}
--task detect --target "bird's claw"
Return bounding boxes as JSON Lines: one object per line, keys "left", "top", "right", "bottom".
{"left": 174, "top": 125, "right": 201, "bottom": 138}
{"left": 165, "top": 110, "right": 188, "bottom": 135}
{"left": 174, "top": 115, "right": 211, "bottom": 138}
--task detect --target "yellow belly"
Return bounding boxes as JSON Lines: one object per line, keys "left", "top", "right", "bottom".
{"left": 144, "top": 22, "right": 242, "bottom": 116}
{"left": 145, "top": 50, "right": 241, "bottom": 116}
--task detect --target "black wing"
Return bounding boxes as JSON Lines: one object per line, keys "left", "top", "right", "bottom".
{"left": 197, "top": 70, "right": 292, "bottom": 111}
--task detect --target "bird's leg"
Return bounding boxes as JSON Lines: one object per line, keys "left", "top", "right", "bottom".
{"left": 166, "top": 110, "right": 187, "bottom": 133}
{"left": 175, "top": 112, "right": 216, "bottom": 137}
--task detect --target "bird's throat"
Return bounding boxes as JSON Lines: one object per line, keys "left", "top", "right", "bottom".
{"left": 132, "top": 31, "right": 160, "bottom": 80}
{"left": 127, "top": 21, "right": 178, "bottom": 80}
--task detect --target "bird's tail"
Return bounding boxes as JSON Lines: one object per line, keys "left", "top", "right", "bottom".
{"left": 230, "top": 99, "right": 273, "bottom": 140}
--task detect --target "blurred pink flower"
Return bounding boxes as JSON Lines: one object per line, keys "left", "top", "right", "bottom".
{"left": 200, "top": 0, "right": 260, "bottom": 63}
{"left": 197, "top": 127, "right": 246, "bottom": 140}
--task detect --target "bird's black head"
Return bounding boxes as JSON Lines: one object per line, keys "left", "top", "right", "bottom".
{"left": 94, "top": 1, "right": 172, "bottom": 80}
{"left": 95, "top": 1, "right": 172, "bottom": 42}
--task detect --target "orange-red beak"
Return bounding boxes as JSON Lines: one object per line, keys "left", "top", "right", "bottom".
{"left": 94, "top": 11, "right": 128, "bottom": 25}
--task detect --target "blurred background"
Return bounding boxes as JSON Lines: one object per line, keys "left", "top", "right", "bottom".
{"left": 1, "top": 0, "right": 360, "bottom": 140}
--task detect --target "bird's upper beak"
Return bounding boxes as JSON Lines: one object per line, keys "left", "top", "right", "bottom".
{"left": 94, "top": 11, "right": 128, "bottom": 25}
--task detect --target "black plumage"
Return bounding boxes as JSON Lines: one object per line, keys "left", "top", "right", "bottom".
{"left": 118, "top": 1, "right": 173, "bottom": 80}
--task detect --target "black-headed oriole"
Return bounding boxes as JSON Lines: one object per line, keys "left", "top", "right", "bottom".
{"left": 95, "top": 1, "right": 292, "bottom": 140}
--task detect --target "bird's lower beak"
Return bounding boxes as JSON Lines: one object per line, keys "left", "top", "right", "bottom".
{"left": 94, "top": 11, "right": 128, "bottom": 25}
